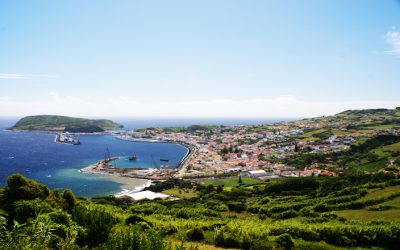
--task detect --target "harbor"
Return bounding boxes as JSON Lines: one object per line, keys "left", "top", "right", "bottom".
{"left": 79, "top": 141, "right": 195, "bottom": 182}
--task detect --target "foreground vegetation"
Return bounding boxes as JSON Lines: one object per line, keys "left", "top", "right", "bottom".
{"left": 1, "top": 172, "right": 400, "bottom": 249}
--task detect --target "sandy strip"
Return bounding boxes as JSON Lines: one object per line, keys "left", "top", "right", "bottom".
{"left": 104, "top": 174, "right": 151, "bottom": 192}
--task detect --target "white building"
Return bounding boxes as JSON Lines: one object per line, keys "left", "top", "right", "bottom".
{"left": 115, "top": 190, "right": 170, "bottom": 201}
{"left": 246, "top": 170, "right": 267, "bottom": 178}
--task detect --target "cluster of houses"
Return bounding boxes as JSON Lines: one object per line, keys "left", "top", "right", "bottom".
{"left": 113, "top": 112, "right": 400, "bottom": 182}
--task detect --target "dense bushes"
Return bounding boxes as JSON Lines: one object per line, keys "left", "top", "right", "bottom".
{"left": 147, "top": 179, "right": 194, "bottom": 192}
{"left": 172, "top": 207, "right": 220, "bottom": 219}
{"left": 2, "top": 173, "right": 400, "bottom": 249}
{"left": 263, "top": 177, "right": 319, "bottom": 195}
{"left": 14, "top": 199, "right": 53, "bottom": 223}
{"left": 275, "top": 233, "right": 294, "bottom": 249}
{"left": 272, "top": 210, "right": 299, "bottom": 220}
{"left": 2, "top": 174, "right": 49, "bottom": 215}
{"left": 72, "top": 205, "right": 120, "bottom": 247}
{"left": 270, "top": 220, "right": 400, "bottom": 248}
{"left": 96, "top": 226, "right": 196, "bottom": 250}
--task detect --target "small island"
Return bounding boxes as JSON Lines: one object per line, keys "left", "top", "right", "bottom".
{"left": 9, "top": 115, "right": 123, "bottom": 133}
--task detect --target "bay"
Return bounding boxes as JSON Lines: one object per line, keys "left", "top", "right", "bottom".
{"left": 0, "top": 117, "right": 293, "bottom": 197}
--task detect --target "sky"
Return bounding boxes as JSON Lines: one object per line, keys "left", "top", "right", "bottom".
{"left": 0, "top": 0, "right": 399, "bottom": 118}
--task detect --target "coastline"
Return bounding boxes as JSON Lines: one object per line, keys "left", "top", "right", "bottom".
{"left": 80, "top": 161, "right": 152, "bottom": 195}
{"left": 112, "top": 134, "right": 196, "bottom": 177}
{"left": 4, "top": 127, "right": 195, "bottom": 195}
{"left": 79, "top": 138, "right": 195, "bottom": 194}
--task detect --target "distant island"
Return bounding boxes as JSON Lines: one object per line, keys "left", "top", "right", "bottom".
{"left": 9, "top": 115, "right": 123, "bottom": 133}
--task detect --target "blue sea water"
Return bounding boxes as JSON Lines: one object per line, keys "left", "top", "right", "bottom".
{"left": 0, "top": 119, "right": 189, "bottom": 197}
{"left": 0, "top": 117, "right": 293, "bottom": 197}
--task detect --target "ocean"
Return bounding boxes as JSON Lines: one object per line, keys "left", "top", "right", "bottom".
{"left": 0, "top": 117, "right": 293, "bottom": 197}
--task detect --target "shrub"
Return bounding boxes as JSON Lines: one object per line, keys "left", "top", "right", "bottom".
{"left": 72, "top": 205, "right": 119, "bottom": 247}
{"left": 126, "top": 214, "right": 146, "bottom": 224}
{"left": 129, "top": 202, "right": 167, "bottom": 215}
{"left": 186, "top": 227, "right": 204, "bottom": 241}
{"left": 14, "top": 199, "right": 53, "bottom": 223}
{"left": 272, "top": 210, "right": 298, "bottom": 220}
{"left": 214, "top": 229, "right": 240, "bottom": 248}
{"left": 227, "top": 201, "right": 246, "bottom": 212}
{"left": 97, "top": 226, "right": 172, "bottom": 250}
{"left": 63, "top": 189, "right": 77, "bottom": 211}
{"left": 3, "top": 174, "right": 49, "bottom": 212}
{"left": 367, "top": 205, "right": 393, "bottom": 211}
{"left": 275, "top": 233, "right": 294, "bottom": 249}
{"left": 314, "top": 204, "right": 329, "bottom": 213}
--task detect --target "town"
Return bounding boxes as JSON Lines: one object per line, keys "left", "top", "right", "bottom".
{"left": 108, "top": 108, "right": 400, "bottom": 182}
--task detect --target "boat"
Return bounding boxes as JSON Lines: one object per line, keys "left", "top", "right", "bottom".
{"left": 129, "top": 153, "right": 137, "bottom": 160}
{"left": 56, "top": 133, "right": 80, "bottom": 145}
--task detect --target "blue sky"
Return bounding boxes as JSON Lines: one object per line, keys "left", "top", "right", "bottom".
{"left": 0, "top": 0, "right": 399, "bottom": 118}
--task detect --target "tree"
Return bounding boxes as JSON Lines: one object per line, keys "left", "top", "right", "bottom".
{"left": 63, "top": 189, "right": 77, "bottom": 212}
{"left": 5, "top": 174, "right": 49, "bottom": 202}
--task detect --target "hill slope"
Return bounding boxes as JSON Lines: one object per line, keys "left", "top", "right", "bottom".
{"left": 9, "top": 115, "right": 122, "bottom": 133}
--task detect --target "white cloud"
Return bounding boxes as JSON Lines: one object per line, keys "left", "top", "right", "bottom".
{"left": 0, "top": 73, "right": 28, "bottom": 79}
{"left": 0, "top": 93, "right": 398, "bottom": 118}
{"left": 0, "top": 73, "right": 57, "bottom": 80}
{"left": 386, "top": 31, "right": 400, "bottom": 55}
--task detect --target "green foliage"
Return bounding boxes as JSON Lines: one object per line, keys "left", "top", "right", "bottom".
{"left": 147, "top": 179, "right": 194, "bottom": 192}
{"left": 72, "top": 205, "right": 120, "bottom": 247}
{"left": 186, "top": 227, "right": 204, "bottom": 241}
{"left": 172, "top": 206, "right": 221, "bottom": 219}
{"left": 4, "top": 174, "right": 49, "bottom": 203}
{"left": 130, "top": 202, "right": 167, "bottom": 215}
{"left": 270, "top": 220, "right": 400, "bottom": 248}
{"left": 96, "top": 225, "right": 198, "bottom": 250}
{"left": 275, "top": 233, "right": 294, "bottom": 249}
{"left": 63, "top": 189, "right": 77, "bottom": 211}
{"left": 264, "top": 177, "right": 319, "bottom": 195}
{"left": 14, "top": 199, "right": 53, "bottom": 223}
{"left": 10, "top": 115, "right": 122, "bottom": 132}
{"left": 2, "top": 173, "right": 400, "bottom": 249}
{"left": 272, "top": 209, "right": 299, "bottom": 220}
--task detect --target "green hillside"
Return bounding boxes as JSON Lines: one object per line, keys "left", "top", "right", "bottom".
{"left": 1, "top": 173, "right": 400, "bottom": 249}
{"left": 282, "top": 108, "right": 400, "bottom": 173}
{"left": 9, "top": 115, "right": 122, "bottom": 133}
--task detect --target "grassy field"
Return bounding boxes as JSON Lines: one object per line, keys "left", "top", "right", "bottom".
{"left": 302, "top": 137, "right": 320, "bottom": 142}
{"left": 162, "top": 188, "right": 198, "bottom": 199}
{"left": 334, "top": 208, "right": 400, "bottom": 221}
{"left": 382, "top": 142, "right": 400, "bottom": 152}
{"left": 333, "top": 186, "right": 400, "bottom": 221}
{"left": 362, "top": 185, "right": 400, "bottom": 199}
{"left": 201, "top": 177, "right": 261, "bottom": 187}
{"left": 357, "top": 161, "right": 387, "bottom": 172}
{"left": 299, "top": 129, "right": 327, "bottom": 141}
{"left": 169, "top": 238, "right": 228, "bottom": 250}
{"left": 365, "top": 124, "right": 400, "bottom": 130}
{"left": 301, "top": 129, "right": 327, "bottom": 137}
